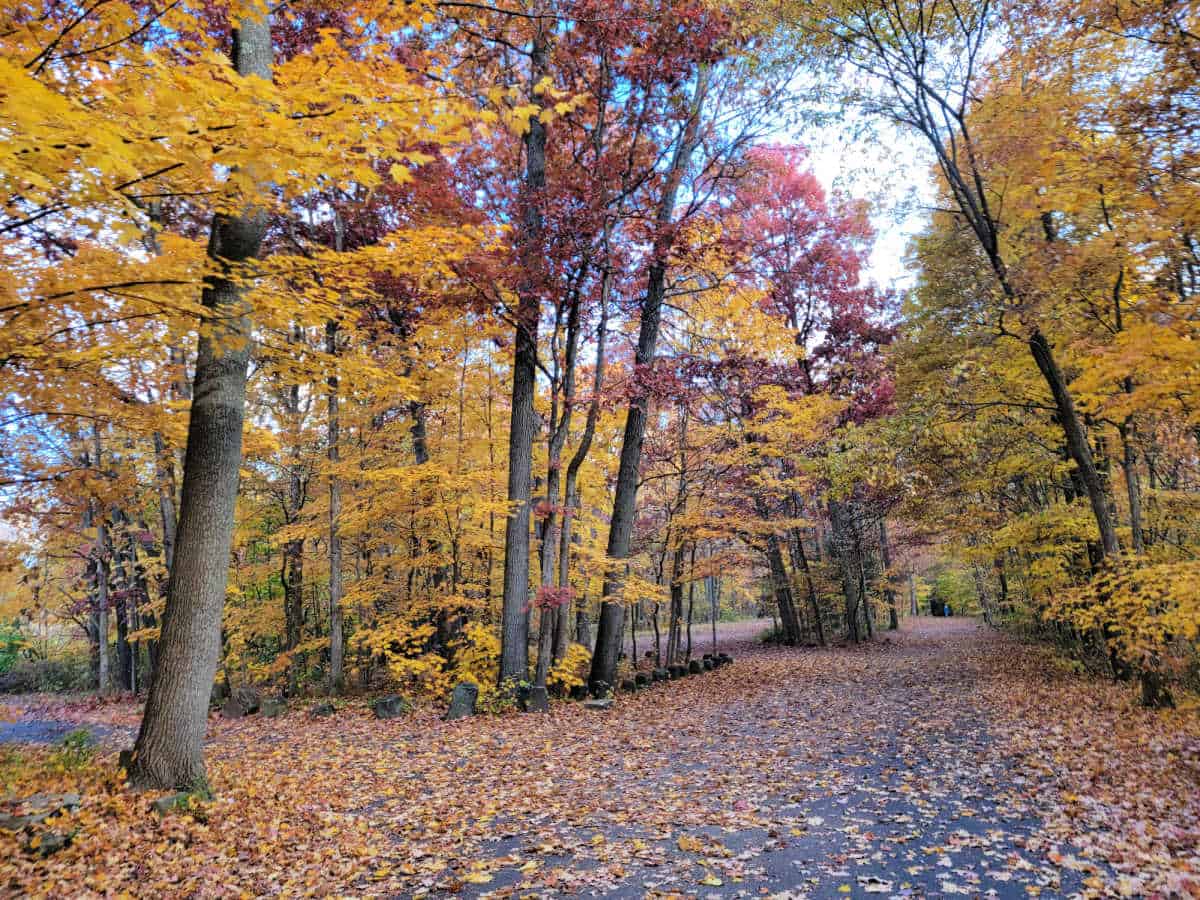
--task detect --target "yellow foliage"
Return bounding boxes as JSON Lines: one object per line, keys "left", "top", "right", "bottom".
{"left": 1048, "top": 559, "right": 1200, "bottom": 672}
{"left": 446, "top": 622, "right": 502, "bottom": 700}
{"left": 548, "top": 643, "right": 591, "bottom": 693}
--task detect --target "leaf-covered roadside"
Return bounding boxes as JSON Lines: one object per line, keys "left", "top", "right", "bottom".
{"left": 2, "top": 618, "right": 1197, "bottom": 897}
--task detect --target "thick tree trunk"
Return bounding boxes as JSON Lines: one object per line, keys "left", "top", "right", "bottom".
{"left": 327, "top": 321, "right": 344, "bottom": 692}
{"left": 499, "top": 23, "right": 549, "bottom": 686}
{"left": 764, "top": 532, "right": 800, "bottom": 644}
{"left": 130, "top": 12, "right": 271, "bottom": 793}
{"left": 589, "top": 68, "right": 711, "bottom": 688}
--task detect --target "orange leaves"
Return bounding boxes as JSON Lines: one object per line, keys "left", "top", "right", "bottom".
{"left": 1, "top": 622, "right": 1197, "bottom": 896}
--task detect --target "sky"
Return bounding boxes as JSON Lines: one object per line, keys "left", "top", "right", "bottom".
{"left": 799, "top": 118, "right": 938, "bottom": 291}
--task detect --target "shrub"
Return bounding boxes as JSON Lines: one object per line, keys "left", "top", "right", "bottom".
{"left": 51, "top": 729, "right": 95, "bottom": 771}
{"left": 548, "top": 642, "right": 591, "bottom": 693}
{"left": 0, "top": 621, "right": 24, "bottom": 674}
{"left": 0, "top": 655, "right": 93, "bottom": 694}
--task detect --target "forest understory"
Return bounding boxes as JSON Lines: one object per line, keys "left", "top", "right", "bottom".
{"left": 2, "top": 617, "right": 1196, "bottom": 899}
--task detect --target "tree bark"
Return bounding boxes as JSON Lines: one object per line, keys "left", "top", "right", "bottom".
{"left": 589, "top": 66, "right": 711, "bottom": 689}
{"left": 327, "top": 320, "right": 344, "bottom": 692}
{"left": 91, "top": 424, "right": 112, "bottom": 696}
{"left": 829, "top": 499, "right": 860, "bottom": 642}
{"left": 1028, "top": 328, "right": 1120, "bottom": 556}
{"left": 764, "top": 532, "right": 800, "bottom": 645}
{"left": 879, "top": 518, "right": 899, "bottom": 631}
{"left": 130, "top": 12, "right": 271, "bottom": 793}
{"left": 499, "top": 21, "right": 549, "bottom": 686}
{"left": 1119, "top": 419, "right": 1145, "bottom": 554}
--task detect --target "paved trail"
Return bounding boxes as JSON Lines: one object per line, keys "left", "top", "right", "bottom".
{"left": 464, "top": 617, "right": 1098, "bottom": 898}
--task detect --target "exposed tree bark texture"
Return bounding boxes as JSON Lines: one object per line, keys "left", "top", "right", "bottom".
{"left": 764, "top": 532, "right": 801, "bottom": 645}
{"left": 499, "top": 21, "right": 549, "bottom": 686}
{"left": 129, "top": 12, "right": 272, "bottom": 793}
{"left": 589, "top": 66, "right": 711, "bottom": 690}
{"left": 327, "top": 320, "right": 344, "bottom": 692}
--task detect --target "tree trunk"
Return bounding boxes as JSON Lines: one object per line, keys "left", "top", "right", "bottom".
{"left": 685, "top": 543, "right": 696, "bottom": 659}
{"left": 1119, "top": 420, "right": 1145, "bottom": 554}
{"left": 878, "top": 518, "right": 899, "bottom": 631}
{"left": 589, "top": 67, "right": 712, "bottom": 688}
{"left": 706, "top": 573, "right": 718, "bottom": 651}
{"left": 790, "top": 523, "right": 825, "bottom": 646}
{"left": 830, "top": 499, "right": 860, "bottom": 643}
{"left": 1029, "top": 331, "right": 1120, "bottom": 556}
{"left": 764, "top": 532, "right": 800, "bottom": 644}
{"left": 327, "top": 321, "right": 344, "bottom": 692}
{"left": 130, "top": 12, "right": 272, "bottom": 793}
{"left": 498, "top": 22, "right": 549, "bottom": 686}
{"left": 92, "top": 425, "right": 111, "bottom": 696}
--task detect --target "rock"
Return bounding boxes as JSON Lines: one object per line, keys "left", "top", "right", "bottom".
{"left": 651, "top": 668, "right": 669, "bottom": 683}
{"left": 668, "top": 665, "right": 686, "bottom": 679}
{"left": 25, "top": 828, "right": 72, "bottom": 857}
{"left": 0, "top": 793, "right": 81, "bottom": 832}
{"left": 220, "top": 696, "right": 246, "bottom": 718}
{"left": 702, "top": 658, "right": 714, "bottom": 671}
{"left": 620, "top": 679, "right": 638, "bottom": 693}
{"left": 583, "top": 698, "right": 613, "bottom": 710}
{"left": 221, "top": 686, "right": 261, "bottom": 718}
{"left": 445, "top": 682, "right": 479, "bottom": 720}
{"left": 371, "top": 695, "right": 411, "bottom": 719}
{"left": 260, "top": 698, "right": 287, "bottom": 718}
{"left": 634, "top": 673, "right": 650, "bottom": 687}
{"left": 588, "top": 680, "right": 610, "bottom": 699}
{"left": 308, "top": 702, "right": 336, "bottom": 717}
{"left": 688, "top": 659, "right": 703, "bottom": 675}
{"left": 525, "top": 686, "right": 550, "bottom": 713}
{"left": 150, "top": 792, "right": 191, "bottom": 816}
{"left": 569, "top": 684, "right": 589, "bottom": 701}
